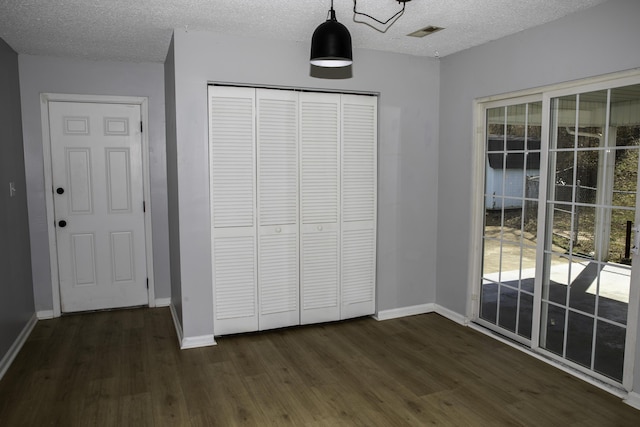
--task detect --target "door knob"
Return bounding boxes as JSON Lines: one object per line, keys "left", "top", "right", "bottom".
{"left": 56, "top": 187, "right": 64, "bottom": 195}
{"left": 58, "top": 220, "right": 67, "bottom": 228}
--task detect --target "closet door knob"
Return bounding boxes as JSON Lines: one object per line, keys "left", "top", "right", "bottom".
{"left": 317, "top": 225, "right": 323, "bottom": 231}
{"left": 56, "top": 187, "right": 65, "bottom": 195}
{"left": 275, "top": 227, "right": 282, "bottom": 233}
{"left": 58, "top": 220, "right": 67, "bottom": 228}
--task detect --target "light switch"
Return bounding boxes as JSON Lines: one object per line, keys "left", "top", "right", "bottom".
{"left": 9, "top": 181, "right": 16, "bottom": 197}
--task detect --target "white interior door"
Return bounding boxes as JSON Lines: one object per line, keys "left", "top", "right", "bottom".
{"left": 209, "top": 86, "right": 258, "bottom": 335}
{"left": 341, "top": 94, "right": 377, "bottom": 319}
{"left": 257, "top": 89, "right": 300, "bottom": 330}
{"left": 299, "top": 92, "right": 341, "bottom": 324}
{"left": 49, "top": 101, "right": 148, "bottom": 312}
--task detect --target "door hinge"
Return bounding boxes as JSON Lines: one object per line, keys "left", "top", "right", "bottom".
{"left": 143, "top": 201, "right": 146, "bottom": 212}
{"left": 140, "top": 121, "right": 143, "bottom": 132}
{"left": 146, "top": 278, "right": 149, "bottom": 289}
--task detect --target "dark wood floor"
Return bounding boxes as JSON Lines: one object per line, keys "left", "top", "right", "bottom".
{"left": 1, "top": 308, "right": 639, "bottom": 426}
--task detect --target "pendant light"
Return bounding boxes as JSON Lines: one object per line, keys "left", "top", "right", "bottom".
{"left": 310, "top": 0, "right": 352, "bottom": 67}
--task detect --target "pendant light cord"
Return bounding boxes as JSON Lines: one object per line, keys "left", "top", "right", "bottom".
{"left": 353, "top": 0, "right": 406, "bottom": 33}
{"left": 327, "top": 0, "right": 335, "bottom": 20}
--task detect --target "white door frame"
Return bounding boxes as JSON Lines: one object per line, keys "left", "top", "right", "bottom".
{"left": 40, "top": 93, "right": 155, "bottom": 317}
{"left": 468, "top": 70, "right": 640, "bottom": 394}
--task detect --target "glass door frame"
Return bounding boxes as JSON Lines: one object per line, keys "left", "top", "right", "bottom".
{"left": 472, "top": 93, "right": 543, "bottom": 348}
{"left": 470, "top": 71, "right": 640, "bottom": 392}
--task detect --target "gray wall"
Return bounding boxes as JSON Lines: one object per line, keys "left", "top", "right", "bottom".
{"left": 170, "top": 29, "right": 439, "bottom": 338}
{"left": 0, "top": 38, "right": 35, "bottom": 361}
{"left": 437, "top": 0, "right": 640, "bottom": 315}
{"left": 18, "top": 55, "right": 170, "bottom": 311}
{"left": 164, "top": 36, "right": 183, "bottom": 326}
{"left": 437, "top": 0, "right": 640, "bottom": 390}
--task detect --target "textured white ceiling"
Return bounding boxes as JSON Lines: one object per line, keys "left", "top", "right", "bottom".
{"left": 0, "top": 0, "right": 609, "bottom": 63}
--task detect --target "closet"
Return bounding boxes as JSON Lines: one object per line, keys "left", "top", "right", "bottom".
{"left": 208, "top": 85, "right": 377, "bottom": 336}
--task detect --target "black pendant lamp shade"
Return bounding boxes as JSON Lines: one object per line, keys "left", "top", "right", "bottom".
{"left": 310, "top": 6, "right": 352, "bottom": 67}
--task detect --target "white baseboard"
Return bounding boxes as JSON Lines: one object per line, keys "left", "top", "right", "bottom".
{"left": 435, "top": 305, "right": 469, "bottom": 325}
{"left": 37, "top": 310, "right": 55, "bottom": 320}
{"left": 169, "top": 302, "right": 216, "bottom": 350}
{"left": 181, "top": 335, "right": 217, "bottom": 349}
{"left": 169, "top": 302, "right": 184, "bottom": 348}
{"left": 0, "top": 314, "right": 37, "bottom": 381}
{"left": 155, "top": 298, "right": 171, "bottom": 307}
{"left": 374, "top": 303, "right": 435, "bottom": 321}
{"left": 624, "top": 391, "right": 640, "bottom": 411}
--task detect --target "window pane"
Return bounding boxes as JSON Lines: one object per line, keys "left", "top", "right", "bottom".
{"left": 574, "top": 205, "right": 596, "bottom": 259}
{"left": 546, "top": 202, "right": 575, "bottom": 253}
{"left": 527, "top": 101, "right": 542, "bottom": 147}
{"left": 608, "top": 208, "right": 635, "bottom": 263}
{"left": 594, "top": 321, "right": 625, "bottom": 382}
{"left": 575, "top": 151, "right": 600, "bottom": 205}
{"left": 481, "top": 281, "right": 498, "bottom": 324}
{"left": 566, "top": 311, "right": 594, "bottom": 368}
{"left": 598, "top": 263, "right": 630, "bottom": 325}
{"left": 500, "top": 243, "right": 522, "bottom": 282}
{"left": 612, "top": 148, "right": 638, "bottom": 208}
{"left": 542, "top": 303, "right": 565, "bottom": 356}
{"left": 552, "top": 151, "right": 576, "bottom": 202}
{"left": 498, "top": 285, "right": 518, "bottom": 333}
{"left": 502, "top": 207, "right": 523, "bottom": 244}
{"left": 482, "top": 237, "right": 500, "bottom": 278}
{"left": 518, "top": 292, "right": 534, "bottom": 339}
{"left": 551, "top": 96, "right": 577, "bottom": 149}
{"left": 568, "top": 260, "right": 598, "bottom": 315}
{"left": 577, "top": 90, "right": 607, "bottom": 149}
{"left": 542, "top": 252, "right": 569, "bottom": 305}
{"left": 610, "top": 84, "right": 640, "bottom": 148}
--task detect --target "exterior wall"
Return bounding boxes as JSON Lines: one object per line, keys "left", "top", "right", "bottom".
{"left": 0, "top": 37, "right": 35, "bottom": 364}
{"left": 170, "top": 29, "right": 440, "bottom": 338}
{"left": 18, "top": 55, "right": 170, "bottom": 311}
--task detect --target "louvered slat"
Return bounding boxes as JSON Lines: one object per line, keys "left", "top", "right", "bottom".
{"left": 300, "top": 98, "right": 339, "bottom": 224}
{"left": 209, "top": 86, "right": 258, "bottom": 335}
{"left": 302, "top": 231, "right": 339, "bottom": 310}
{"left": 342, "top": 229, "right": 375, "bottom": 304}
{"left": 210, "top": 94, "right": 255, "bottom": 228}
{"left": 259, "top": 233, "right": 298, "bottom": 315}
{"left": 258, "top": 97, "right": 298, "bottom": 226}
{"left": 342, "top": 102, "right": 376, "bottom": 222}
{"left": 341, "top": 94, "right": 377, "bottom": 319}
{"left": 214, "top": 236, "right": 256, "bottom": 319}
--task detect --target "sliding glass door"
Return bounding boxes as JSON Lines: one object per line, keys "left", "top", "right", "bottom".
{"left": 540, "top": 84, "right": 640, "bottom": 384}
{"left": 476, "top": 77, "right": 640, "bottom": 388}
{"left": 479, "top": 99, "right": 542, "bottom": 345}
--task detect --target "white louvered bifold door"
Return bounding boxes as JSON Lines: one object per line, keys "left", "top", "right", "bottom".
{"left": 341, "top": 94, "right": 377, "bottom": 319}
{"left": 209, "top": 86, "right": 258, "bottom": 335}
{"left": 299, "top": 92, "right": 341, "bottom": 324}
{"left": 256, "top": 89, "right": 300, "bottom": 330}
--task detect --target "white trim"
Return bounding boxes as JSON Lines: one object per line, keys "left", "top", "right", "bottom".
{"left": 181, "top": 335, "right": 217, "bottom": 350}
{"left": 624, "top": 392, "right": 640, "bottom": 411}
{"left": 169, "top": 302, "right": 216, "bottom": 350}
{"left": 169, "top": 302, "right": 184, "bottom": 348}
{"left": 373, "top": 303, "right": 435, "bottom": 321}
{"left": 0, "top": 314, "right": 37, "bottom": 381}
{"left": 39, "top": 93, "right": 155, "bottom": 316}
{"left": 435, "top": 305, "right": 470, "bottom": 326}
{"left": 36, "top": 310, "right": 55, "bottom": 320}
{"left": 475, "top": 68, "right": 640, "bottom": 104}
{"left": 155, "top": 298, "right": 171, "bottom": 307}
